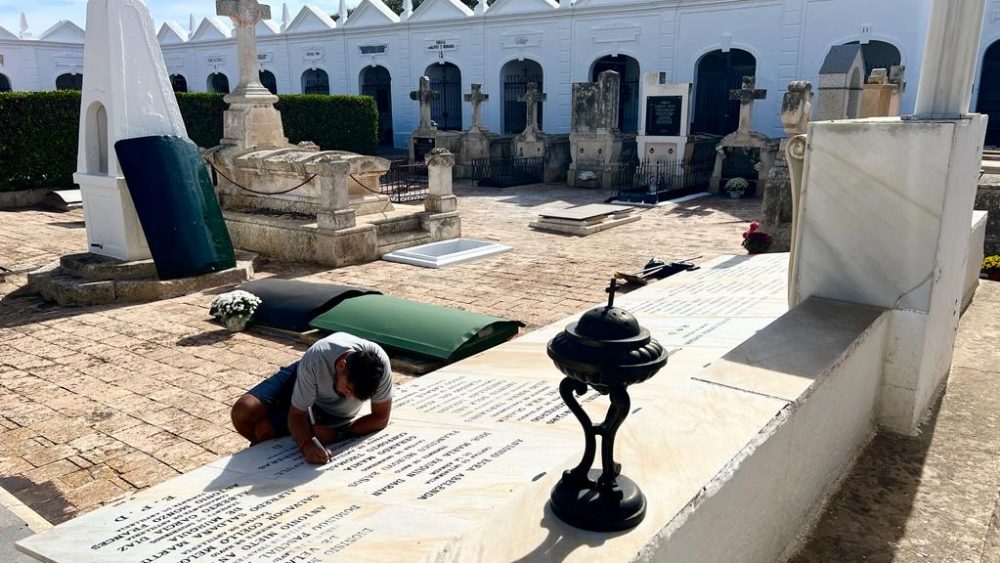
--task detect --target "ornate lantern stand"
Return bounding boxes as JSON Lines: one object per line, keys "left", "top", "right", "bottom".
{"left": 546, "top": 279, "right": 668, "bottom": 532}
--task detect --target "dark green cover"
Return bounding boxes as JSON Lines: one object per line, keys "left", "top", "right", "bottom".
{"left": 309, "top": 295, "right": 524, "bottom": 361}
{"left": 114, "top": 135, "right": 235, "bottom": 280}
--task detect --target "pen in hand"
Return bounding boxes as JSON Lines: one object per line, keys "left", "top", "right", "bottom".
{"left": 307, "top": 406, "right": 332, "bottom": 463}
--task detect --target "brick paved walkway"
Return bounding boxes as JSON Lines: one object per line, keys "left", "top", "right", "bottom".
{"left": 0, "top": 183, "right": 756, "bottom": 523}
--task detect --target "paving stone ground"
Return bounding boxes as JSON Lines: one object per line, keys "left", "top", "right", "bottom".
{"left": 0, "top": 181, "right": 997, "bottom": 562}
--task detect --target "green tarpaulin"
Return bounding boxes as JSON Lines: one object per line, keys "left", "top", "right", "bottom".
{"left": 309, "top": 295, "right": 524, "bottom": 361}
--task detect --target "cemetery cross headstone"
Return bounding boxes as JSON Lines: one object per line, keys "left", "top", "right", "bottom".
{"left": 410, "top": 76, "right": 440, "bottom": 130}
{"left": 464, "top": 83, "right": 489, "bottom": 132}
{"left": 520, "top": 81, "right": 547, "bottom": 136}
{"left": 217, "top": 0, "right": 272, "bottom": 98}
{"left": 729, "top": 75, "right": 767, "bottom": 134}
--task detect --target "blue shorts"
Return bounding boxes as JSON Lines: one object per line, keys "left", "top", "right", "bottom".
{"left": 248, "top": 362, "right": 344, "bottom": 436}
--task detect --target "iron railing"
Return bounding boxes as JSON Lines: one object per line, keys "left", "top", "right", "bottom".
{"left": 380, "top": 162, "right": 429, "bottom": 203}
{"left": 611, "top": 159, "right": 714, "bottom": 203}
{"left": 470, "top": 156, "right": 545, "bottom": 188}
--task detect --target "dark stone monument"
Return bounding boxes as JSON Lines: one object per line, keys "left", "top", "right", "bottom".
{"left": 644, "top": 96, "right": 683, "bottom": 137}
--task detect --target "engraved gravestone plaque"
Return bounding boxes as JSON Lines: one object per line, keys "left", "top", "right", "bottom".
{"left": 413, "top": 137, "right": 436, "bottom": 162}
{"left": 645, "top": 96, "right": 683, "bottom": 136}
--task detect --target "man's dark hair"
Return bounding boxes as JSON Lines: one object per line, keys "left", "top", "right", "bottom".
{"left": 344, "top": 349, "right": 385, "bottom": 401}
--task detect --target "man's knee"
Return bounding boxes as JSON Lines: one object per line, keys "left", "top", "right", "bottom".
{"left": 232, "top": 394, "right": 266, "bottom": 429}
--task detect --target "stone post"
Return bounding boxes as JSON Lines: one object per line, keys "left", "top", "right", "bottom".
{"left": 761, "top": 81, "right": 812, "bottom": 252}
{"left": 425, "top": 148, "right": 457, "bottom": 213}
{"left": 313, "top": 158, "right": 356, "bottom": 231}
{"left": 914, "top": 0, "right": 987, "bottom": 118}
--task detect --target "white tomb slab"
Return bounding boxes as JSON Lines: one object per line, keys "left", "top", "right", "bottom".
{"left": 381, "top": 238, "right": 512, "bottom": 268}
{"left": 637, "top": 73, "right": 692, "bottom": 165}
{"left": 19, "top": 254, "right": 797, "bottom": 563}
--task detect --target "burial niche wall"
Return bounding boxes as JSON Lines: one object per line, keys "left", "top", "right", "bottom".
{"left": 502, "top": 59, "right": 544, "bottom": 134}
{"left": 591, "top": 54, "right": 639, "bottom": 134}
{"left": 693, "top": 49, "right": 756, "bottom": 136}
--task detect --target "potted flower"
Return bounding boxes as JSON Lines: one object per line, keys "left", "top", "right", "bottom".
{"left": 210, "top": 290, "right": 262, "bottom": 332}
{"left": 724, "top": 177, "right": 750, "bottom": 199}
{"left": 983, "top": 255, "right": 1000, "bottom": 281}
{"left": 742, "top": 222, "right": 773, "bottom": 254}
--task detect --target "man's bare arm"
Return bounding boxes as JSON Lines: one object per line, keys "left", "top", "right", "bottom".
{"left": 349, "top": 400, "right": 391, "bottom": 436}
{"left": 288, "top": 406, "right": 329, "bottom": 464}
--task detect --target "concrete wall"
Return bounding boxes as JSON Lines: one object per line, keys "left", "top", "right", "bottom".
{"left": 640, "top": 301, "right": 889, "bottom": 563}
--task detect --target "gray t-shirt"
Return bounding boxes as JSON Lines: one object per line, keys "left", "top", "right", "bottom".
{"left": 290, "top": 333, "right": 393, "bottom": 428}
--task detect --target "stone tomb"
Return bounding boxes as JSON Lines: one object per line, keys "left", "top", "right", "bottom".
{"left": 20, "top": 254, "right": 804, "bottom": 563}
{"left": 815, "top": 44, "right": 866, "bottom": 121}
{"left": 208, "top": 2, "right": 461, "bottom": 268}
{"left": 567, "top": 70, "right": 637, "bottom": 189}
{"left": 636, "top": 73, "right": 692, "bottom": 165}
{"left": 859, "top": 67, "right": 903, "bottom": 118}
{"left": 528, "top": 203, "right": 640, "bottom": 236}
{"left": 709, "top": 76, "right": 779, "bottom": 194}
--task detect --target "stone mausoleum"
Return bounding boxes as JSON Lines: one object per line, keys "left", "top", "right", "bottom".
{"left": 3, "top": 0, "right": 1000, "bottom": 149}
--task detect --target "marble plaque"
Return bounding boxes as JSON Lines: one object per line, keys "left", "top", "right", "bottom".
{"left": 645, "top": 96, "right": 683, "bottom": 136}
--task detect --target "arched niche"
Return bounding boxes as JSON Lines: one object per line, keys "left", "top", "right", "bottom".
{"left": 85, "top": 101, "right": 110, "bottom": 176}
{"left": 590, "top": 55, "right": 640, "bottom": 134}
{"left": 0, "top": 74, "right": 11, "bottom": 92}
{"left": 56, "top": 73, "right": 83, "bottom": 91}
{"left": 170, "top": 74, "right": 188, "bottom": 93}
{"left": 207, "top": 73, "right": 230, "bottom": 94}
{"left": 692, "top": 49, "right": 756, "bottom": 136}
{"left": 360, "top": 66, "right": 393, "bottom": 146}
{"left": 977, "top": 40, "right": 1000, "bottom": 146}
{"left": 501, "top": 59, "right": 543, "bottom": 134}
{"left": 425, "top": 62, "right": 462, "bottom": 131}
{"left": 302, "top": 68, "right": 330, "bottom": 94}
{"left": 259, "top": 70, "right": 278, "bottom": 94}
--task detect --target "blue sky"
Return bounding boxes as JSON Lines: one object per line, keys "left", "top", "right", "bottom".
{"left": 0, "top": 1, "right": 360, "bottom": 37}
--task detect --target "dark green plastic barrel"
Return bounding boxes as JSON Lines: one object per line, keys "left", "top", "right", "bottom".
{"left": 114, "top": 136, "right": 236, "bottom": 280}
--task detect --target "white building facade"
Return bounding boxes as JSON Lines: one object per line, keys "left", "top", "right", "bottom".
{"left": 3, "top": 0, "right": 1000, "bottom": 148}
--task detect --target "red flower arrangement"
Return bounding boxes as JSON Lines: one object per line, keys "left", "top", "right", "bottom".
{"left": 742, "top": 222, "right": 773, "bottom": 254}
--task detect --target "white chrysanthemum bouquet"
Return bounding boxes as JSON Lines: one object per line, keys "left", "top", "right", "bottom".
{"left": 210, "top": 290, "right": 261, "bottom": 331}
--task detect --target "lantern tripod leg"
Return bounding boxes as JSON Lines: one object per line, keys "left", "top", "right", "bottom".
{"left": 559, "top": 377, "right": 597, "bottom": 485}
{"left": 597, "top": 386, "right": 630, "bottom": 492}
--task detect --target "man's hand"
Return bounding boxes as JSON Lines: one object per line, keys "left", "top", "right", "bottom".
{"left": 301, "top": 440, "right": 330, "bottom": 465}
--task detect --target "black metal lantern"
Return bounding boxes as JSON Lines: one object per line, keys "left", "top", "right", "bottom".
{"left": 546, "top": 278, "right": 668, "bottom": 532}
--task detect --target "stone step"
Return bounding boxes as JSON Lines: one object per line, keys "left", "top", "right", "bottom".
{"left": 28, "top": 256, "right": 255, "bottom": 307}
{"left": 376, "top": 230, "right": 434, "bottom": 256}
{"left": 983, "top": 161, "right": 1000, "bottom": 175}
{"left": 60, "top": 253, "right": 157, "bottom": 281}
{"left": 373, "top": 215, "right": 424, "bottom": 236}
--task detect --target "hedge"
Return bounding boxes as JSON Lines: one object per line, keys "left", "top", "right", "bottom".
{"left": 0, "top": 91, "right": 81, "bottom": 192}
{"left": 0, "top": 91, "right": 380, "bottom": 192}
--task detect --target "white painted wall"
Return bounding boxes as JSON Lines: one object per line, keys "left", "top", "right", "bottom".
{"left": 4, "top": 0, "right": 1000, "bottom": 148}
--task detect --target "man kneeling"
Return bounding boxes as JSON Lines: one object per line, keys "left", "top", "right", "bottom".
{"left": 231, "top": 333, "right": 392, "bottom": 464}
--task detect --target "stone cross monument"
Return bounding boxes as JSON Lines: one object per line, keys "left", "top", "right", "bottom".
{"left": 729, "top": 76, "right": 767, "bottom": 134}
{"left": 217, "top": 0, "right": 272, "bottom": 99}
{"left": 410, "top": 76, "right": 439, "bottom": 130}
{"left": 464, "top": 83, "right": 489, "bottom": 132}
{"left": 520, "top": 82, "right": 547, "bottom": 137}
{"left": 216, "top": 0, "right": 287, "bottom": 150}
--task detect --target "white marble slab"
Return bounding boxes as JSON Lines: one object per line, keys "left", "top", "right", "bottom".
{"left": 18, "top": 254, "right": 793, "bottom": 563}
